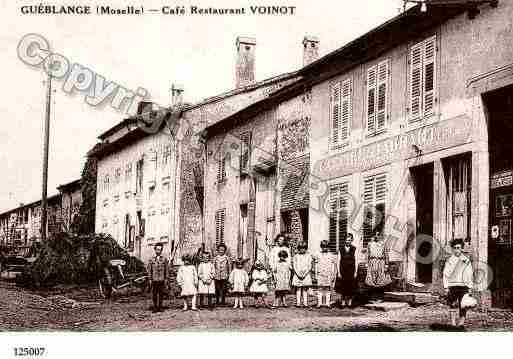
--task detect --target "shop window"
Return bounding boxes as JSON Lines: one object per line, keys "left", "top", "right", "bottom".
{"left": 445, "top": 155, "right": 472, "bottom": 243}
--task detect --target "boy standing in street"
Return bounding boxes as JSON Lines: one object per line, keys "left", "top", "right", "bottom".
{"left": 147, "top": 243, "right": 169, "bottom": 313}
{"left": 213, "top": 243, "right": 231, "bottom": 306}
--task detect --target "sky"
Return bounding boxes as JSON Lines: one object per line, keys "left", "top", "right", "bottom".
{"left": 0, "top": 0, "right": 405, "bottom": 212}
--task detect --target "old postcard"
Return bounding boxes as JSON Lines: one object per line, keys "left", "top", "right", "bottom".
{"left": 1, "top": 0, "right": 512, "bottom": 353}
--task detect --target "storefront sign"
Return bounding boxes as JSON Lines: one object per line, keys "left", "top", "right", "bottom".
{"left": 314, "top": 115, "right": 472, "bottom": 179}
{"left": 491, "top": 170, "right": 513, "bottom": 189}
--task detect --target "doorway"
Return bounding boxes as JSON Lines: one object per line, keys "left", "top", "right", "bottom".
{"left": 483, "top": 84, "right": 513, "bottom": 308}
{"left": 411, "top": 163, "right": 434, "bottom": 284}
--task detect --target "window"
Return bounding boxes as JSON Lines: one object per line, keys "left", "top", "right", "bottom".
{"left": 114, "top": 168, "right": 121, "bottom": 185}
{"left": 363, "top": 173, "right": 387, "bottom": 247}
{"left": 125, "top": 163, "right": 132, "bottom": 183}
{"left": 104, "top": 175, "right": 110, "bottom": 192}
{"left": 330, "top": 79, "right": 352, "bottom": 148}
{"left": 163, "top": 145, "right": 172, "bottom": 168}
{"left": 328, "top": 182, "right": 349, "bottom": 253}
{"left": 240, "top": 131, "right": 251, "bottom": 174}
{"left": 409, "top": 35, "right": 437, "bottom": 123}
{"left": 367, "top": 60, "right": 389, "bottom": 136}
{"left": 215, "top": 209, "right": 226, "bottom": 246}
{"left": 217, "top": 156, "right": 226, "bottom": 183}
{"left": 136, "top": 159, "right": 144, "bottom": 194}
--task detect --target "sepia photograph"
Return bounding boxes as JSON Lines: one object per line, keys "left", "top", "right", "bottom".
{"left": 1, "top": 1, "right": 513, "bottom": 349}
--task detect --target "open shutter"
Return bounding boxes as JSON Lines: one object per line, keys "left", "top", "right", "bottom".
{"left": 410, "top": 43, "right": 423, "bottom": 123}
{"left": 340, "top": 79, "right": 352, "bottom": 142}
{"left": 240, "top": 131, "right": 251, "bottom": 173}
{"left": 215, "top": 209, "right": 226, "bottom": 246}
{"left": 337, "top": 183, "right": 349, "bottom": 253}
{"left": 217, "top": 156, "right": 226, "bottom": 183}
{"left": 363, "top": 176, "right": 375, "bottom": 247}
{"left": 366, "top": 66, "right": 377, "bottom": 134}
{"left": 328, "top": 185, "right": 338, "bottom": 252}
{"left": 376, "top": 60, "right": 389, "bottom": 132}
{"left": 423, "top": 36, "right": 436, "bottom": 118}
{"left": 375, "top": 174, "right": 387, "bottom": 235}
{"left": 330, "top": 82, "right": 341, "bottom": 147}
{"left": 328, "top": 183, "right": 349, "bottom": 253}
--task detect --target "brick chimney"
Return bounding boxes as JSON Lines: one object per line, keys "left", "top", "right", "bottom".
{"left": 302, "top": 35, "right": 320, "bottom": 67}
{"left": 171, "top": 84, "right": 184, "bottom": 106}
{"left": 235, "top": 36, "right": 256, "bottom": 88}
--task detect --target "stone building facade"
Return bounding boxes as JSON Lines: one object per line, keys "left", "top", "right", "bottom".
{"left": 302, "top": 1, "right": 509, "bottom": 306}
{"left": 203, "top": 88, "right": 313, "bottom": 264}
{"left": 199, "top": 1, "right": 513, "bottom": 308}
{"left": 92, "top": 36, "right": 302, "bottom": 264}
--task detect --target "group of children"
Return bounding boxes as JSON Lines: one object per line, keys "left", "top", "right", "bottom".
{"left": 167, "top": 238, "right": 343, "bottom": 311}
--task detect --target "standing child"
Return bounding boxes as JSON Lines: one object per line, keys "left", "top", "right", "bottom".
{"left": 292, "top": 241, "right": 313, "bottom": 308}
{"left": 273, "top": 250, "right": 292, "bottom": 308}
{"left": 146, "top": 243, "right": 169, "bottom": 313}
{"left": 214, "top": 243, "right": 231, "bottom": 306}
{"left": 229, "top": 258, "right": 249, "bottom": 309}
{"left": 198, "top": 252, "right": 215, "bottom": 309}
{"left": 249, "top": 260, "right": 269, "bottom": 308}
{"left": 176, "top": 254, "right": 198, "bottom": 311}
{"left": 315, "top": 240, "right": 337, "bottom": 308}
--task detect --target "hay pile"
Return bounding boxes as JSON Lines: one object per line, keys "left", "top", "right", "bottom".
{"left": 17, "top": 232, "right": 145, "bottom": 288}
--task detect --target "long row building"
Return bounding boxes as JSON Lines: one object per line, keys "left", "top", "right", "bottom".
{"left": 4, "top": 1, "right": 513, "bottom": 308}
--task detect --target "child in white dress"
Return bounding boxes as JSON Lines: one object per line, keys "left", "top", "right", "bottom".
{"left": 249, "top": 261, "right": 269, "bottom": 308}
{"left": 273, "top": 250, "right": 292, "bottom": 308}
{"left": 197, "top": 252, "right": 215, "bottom": 309}
{"left": 292, "top": 241, "right": 313, "bottom": 307}
{"left": 229, "top": 258, "right": 249, "bottom": 309}
{"left": 176, "top": 254, "right": 198, "bottom": 311}
{"left": 314, "top": 240, "right": 337, "bottom": 308}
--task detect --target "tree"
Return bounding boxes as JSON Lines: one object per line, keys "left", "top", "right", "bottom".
{"left": 72, "top": 149, "right": 99, "bottom": 235}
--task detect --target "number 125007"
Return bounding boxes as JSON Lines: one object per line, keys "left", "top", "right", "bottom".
{"left": 13, "top": 347, "right": 46, "bottom": 357}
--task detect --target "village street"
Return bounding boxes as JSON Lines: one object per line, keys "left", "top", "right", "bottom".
{"left": 1, "top": 281, "right": 513, "bottom": 332}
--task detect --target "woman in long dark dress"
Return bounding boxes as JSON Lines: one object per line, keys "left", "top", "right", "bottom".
{"left": 337, "top": 233, "right": 358, "bottom": 308}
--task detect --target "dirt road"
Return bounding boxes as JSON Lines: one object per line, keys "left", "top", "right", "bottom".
{"left": 1, "top": 281, "right": 512, "bottom": 331}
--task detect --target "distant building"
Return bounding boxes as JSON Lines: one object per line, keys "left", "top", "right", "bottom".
{"left": 0, "top": 179, "right": 82, "bottom": 247}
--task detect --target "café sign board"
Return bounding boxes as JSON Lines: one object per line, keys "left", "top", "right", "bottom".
{"left": 314, "top": 115, "right": 472, "bottom": 180}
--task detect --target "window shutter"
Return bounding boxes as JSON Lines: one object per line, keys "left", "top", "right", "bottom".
{"left": 366, "top": 66, "right": 377, "bottom": 134}
{"left": 215, "top": 209, "right": 226, "bottom": 245}
{"left": 376, "top": 60, "right": 389, "bottom": 132}
{"left": 410, "top": 43, "right": 423, "bottom": 123}
{"left": 340, "top": 79, "right": 352, "bottom": 142}
{"left": 362, "top": 174, "right": 387, "bottom": 247}
{"left": 328, "top": 182, "right": 348, "bottom": 253}
{"left": 217, "top": 156, "right": 226, "bottom": 183}
{"left": 330, "top": 82, "right": 341, "bottom": 147}
{"left": 375, "top": 174, "right": 387, "bottom": 204}
{"left": 240, "top": 131, "right": 251, "bottom": 173}
{"left": 423, "top": 36, "right": 436, "bottom": 118}
{"left": 363, "top": 177, "right": 375, "bottom": 247}
{"left": 328, "top": 185, "right": 339, "bottom": 251}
